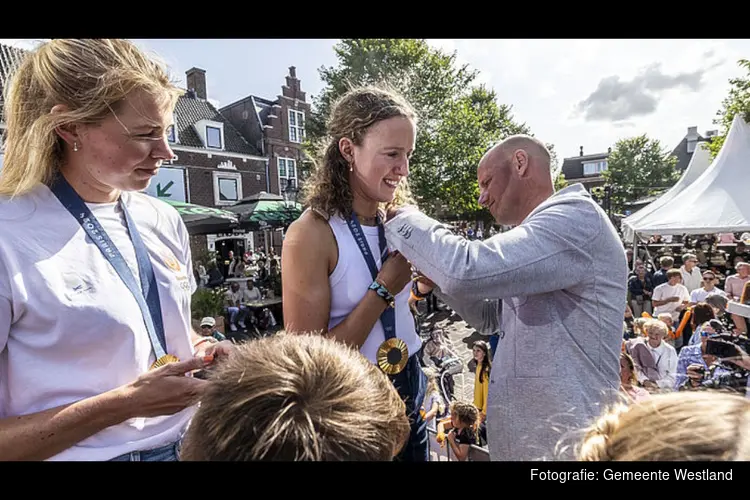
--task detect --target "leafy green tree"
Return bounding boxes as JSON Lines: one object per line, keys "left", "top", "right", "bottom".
{"left": 603, "top": 135, "right": 679, "bottom": 213}
{"left": 306, "top": 39, "right": 533, "bottom": 218}
{"left": 709, "top": 59, "right": 750, "bottom": 159}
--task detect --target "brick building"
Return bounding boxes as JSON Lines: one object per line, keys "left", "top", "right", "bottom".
{"left": 220, "top": 66, "right": 311, "bottom": 251}
{"left": 167, "top": 67, "right": 268, "bottom": 259}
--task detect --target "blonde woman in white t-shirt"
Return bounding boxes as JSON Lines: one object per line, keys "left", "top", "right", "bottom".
{"left": 0, "top": 40, "right": 232, "bottom": 461}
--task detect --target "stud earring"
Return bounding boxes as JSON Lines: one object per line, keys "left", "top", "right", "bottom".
{"left": 73, "top": 141, "right": 78, "bottom": 152}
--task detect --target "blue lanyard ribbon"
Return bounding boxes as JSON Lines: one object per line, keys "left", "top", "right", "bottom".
{"left": 345, "top": 214, "right": 396, "bottom": 341}
{"left": 49, "top": 175, "right": 168, "bottom": 360}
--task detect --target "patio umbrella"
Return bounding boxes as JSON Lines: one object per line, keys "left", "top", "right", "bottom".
{"left": 228, "top": 192, "right": 303, "bottom": 231}
{"left": 163, "top": 199, "right": 239, "bottom": 235}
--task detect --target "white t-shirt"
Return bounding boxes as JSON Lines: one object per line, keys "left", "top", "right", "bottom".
{"left": 652, "top": 282, "right": 690, "bottom": 321}
{"left": 690, "top": 287, "right": 726, "bottom": 304}
{"left": 680, "top": 266, "right": 703, "bottom": 293}
{"left": 0, "top": 185, "right": 197, "bottom": 461}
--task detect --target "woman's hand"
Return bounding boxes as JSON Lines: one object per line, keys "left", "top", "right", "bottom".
{"left": 377, "top": 252, "right": 412, "bottom": 295}
{"left": 117, "top": 357, "right": 211, "bottom": 419}
{"left": 203, "top": 340, "right": 235, "bottom": 361}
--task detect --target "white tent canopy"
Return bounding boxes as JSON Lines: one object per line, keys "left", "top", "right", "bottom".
{"left": 622, "top": 114, "right": 750, "bottom": 237}
{"left": 621, "top": 139, "right": 711, "bottom": 241}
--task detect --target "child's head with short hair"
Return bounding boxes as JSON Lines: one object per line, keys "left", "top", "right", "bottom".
{"left": 449, "top": 401, "right": 479, "bottom": 430}
{"left": 180, "top": 333, "right": 410, "bottom": 461}
{"left": 633, "top": 318, "right": 648, "bottom": 336}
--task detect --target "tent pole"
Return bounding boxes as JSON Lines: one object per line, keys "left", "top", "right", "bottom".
{"left": 632, "top": 233, "right": 638, "bottom": 272}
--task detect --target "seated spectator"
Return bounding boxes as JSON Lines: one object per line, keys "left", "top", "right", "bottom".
{"left": 197, "top": 317, "right": 226, "bottom": 343}
{"left": 705, "top": 294, "right": 735, "bottom": 332}
{"left": 628, "top": 264, "right": 654, "bottom": 317}
{"left": 689, "top": 270, "right": 726, "bottom": 305}
{"left": 576, "top": 391, "right": 750, "bottom": 461}
{"left": 180, "top": 333, "right": 410, "bottom": 461}
{"left": 686, "top": 303, "right": 716, "bottom": 346}
{"left": 628, "top": 320, "right": 678, "bottom": 392}
{"left": 656, "top": 312, "right": 678, "bottom": 346}
{"left": 675, "top": 319, "right": 733, "bottom": 391}
{"left": 651, "top": 256, "right": 674, "bottom": 288}
{"left": 652, "top": 269, "right": 690, "bottom": 323}
{"left": 619, "top": 352, "right": 650, "bottom": 403}
{"left": 224, "top": 282, "right": 248, "bottom": 332}
{"left": 725, "top": 262, "right": 750, "bottom": 333}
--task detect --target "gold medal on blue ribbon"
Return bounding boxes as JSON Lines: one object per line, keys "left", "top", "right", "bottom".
{"left": 377, "top": 338, "right": 409, "bottom": 375}
{"left": 150, "top": 354, "right": 180, "bottom": 370}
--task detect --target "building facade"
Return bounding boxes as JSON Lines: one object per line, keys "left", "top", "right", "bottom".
{"left": 220, "top": 65, "right": 311, "bottom": 252}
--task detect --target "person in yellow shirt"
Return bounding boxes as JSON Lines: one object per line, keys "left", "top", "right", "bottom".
{"left": 473, "top": 341, "right": 491, "bottom": 421}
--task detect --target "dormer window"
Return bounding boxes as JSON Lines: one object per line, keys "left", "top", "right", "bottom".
{"left": 583, "top": 160, "right": 607, "bottom": 176}
{"left": 288, "top": 109, "right": 305, "bottom": 143}
{"left": 195, "top": 119, "right": 225, "bottom": 150}
{"left": 206, "top": 126, "right": 222, "bottom": 149}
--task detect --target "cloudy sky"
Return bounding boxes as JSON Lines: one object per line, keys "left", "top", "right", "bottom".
{"left": 3, "top": 38, "right": 748, "bottom": 166}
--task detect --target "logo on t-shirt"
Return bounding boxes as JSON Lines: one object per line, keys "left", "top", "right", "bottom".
{"left": 61, "top": 272, "right": 95, "bottom": 300}
{"left": 159, "top": 247, "right": 182, "bottom": 273}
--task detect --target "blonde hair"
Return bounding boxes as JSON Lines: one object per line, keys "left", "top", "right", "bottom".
{"left": 180, "top": 332, "right": 410, "bottom": 461}
{"left": 1, "top": 39, "right": 182, "bottom": 198}
{"left": 643, "top": 319, "right": 668, "bottom": 337}
{"left": 303, "top": 84, "right": 417, "bottom": 219}
{"left": 578, "top": 391, "right": 750, "bottom": 461}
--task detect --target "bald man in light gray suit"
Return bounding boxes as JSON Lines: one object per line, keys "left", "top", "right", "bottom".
{"left": 384, "top": 135, "right": 627, "bottom": 461}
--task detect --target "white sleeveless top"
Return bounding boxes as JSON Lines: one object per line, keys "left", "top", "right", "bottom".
{"left": 326, "top": 212, "right": 421, "bottom": 364}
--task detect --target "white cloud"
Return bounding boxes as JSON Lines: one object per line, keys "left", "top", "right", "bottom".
{"left": 426, "top": 39, "right": 750, "bottom": 160}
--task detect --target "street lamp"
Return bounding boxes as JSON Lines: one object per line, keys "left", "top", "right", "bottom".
{"left": 282, "top": 178, "right": 298, "bottom": 208}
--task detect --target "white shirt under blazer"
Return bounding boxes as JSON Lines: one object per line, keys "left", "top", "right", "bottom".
{"left": 325, "top": 212, "right": 421, "bottom": 364}
{"left": 0, "top": 185, "right": 197, "bottom": 461}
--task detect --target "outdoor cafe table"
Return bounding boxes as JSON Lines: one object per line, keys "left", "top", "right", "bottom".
{"left": 243, "top": 298, "right": 283, "bottom": 310}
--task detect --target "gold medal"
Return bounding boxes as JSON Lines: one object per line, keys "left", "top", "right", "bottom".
{"left": 377, "top": 338, "right": 409, "bottom": 375}
{"left": 150, "top": 354, "right": 180, "bottom": 370}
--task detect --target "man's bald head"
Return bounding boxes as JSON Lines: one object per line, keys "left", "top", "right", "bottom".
{"left": 485, "top": 135, "right": 551, "bottom": 172}
{"left": 477, "top": 134, "right": 556, "bottom": 226}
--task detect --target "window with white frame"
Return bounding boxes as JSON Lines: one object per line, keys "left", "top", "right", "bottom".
{"left": 213, "top": 171, "right": 243, "bottom": 206}
{"left": 288, "top": 109, "right": 305, "bottom": 143}
{"left": 206, "top": 125, "right": 223, "bottom": 149}
{"left": 583, "top": 160, "right": 608, "bottom": 176}
{"left": 278, "top": 157, "right": 298, "bottom": 191}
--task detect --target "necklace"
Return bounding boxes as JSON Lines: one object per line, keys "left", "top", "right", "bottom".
{"left": 355, "top": 212, "right": 378, "bottom": 225}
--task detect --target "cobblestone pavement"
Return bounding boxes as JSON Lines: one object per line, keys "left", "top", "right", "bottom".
{"left": 415, "top": 303, "right": 489, "bottom": 402}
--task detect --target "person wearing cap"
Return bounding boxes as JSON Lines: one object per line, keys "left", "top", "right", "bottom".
{"left": 198, "top": 317, "right": 226, "bottom": 343}
{"left": 679, "top": 253, "right": 702, "bottom": 293}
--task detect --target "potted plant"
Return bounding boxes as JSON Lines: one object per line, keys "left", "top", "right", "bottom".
{"left": 191, "top": 287, "right": 226, "bottom": 333}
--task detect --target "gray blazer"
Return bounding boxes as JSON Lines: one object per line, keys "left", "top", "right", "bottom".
{"left": 384, "top": 184, "right": 628, "bottom": 460}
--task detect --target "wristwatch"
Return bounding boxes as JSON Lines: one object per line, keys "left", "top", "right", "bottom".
{"left": 369, "top": 280, "right": 395, "bottom": 307}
